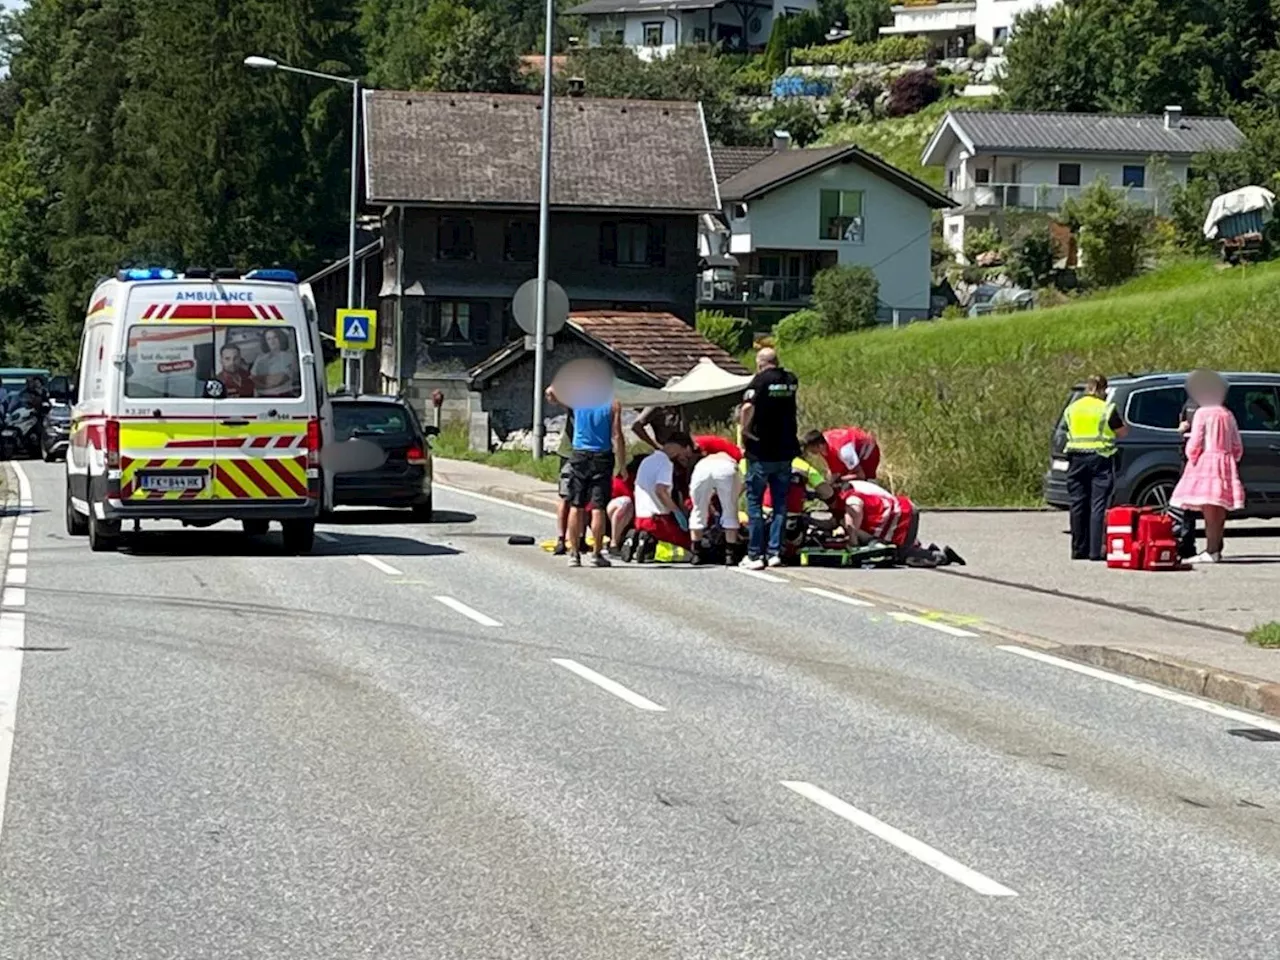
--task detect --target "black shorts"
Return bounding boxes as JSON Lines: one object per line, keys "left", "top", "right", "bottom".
{"left": 567, "top": 450, "right": 615, "bottom": 510}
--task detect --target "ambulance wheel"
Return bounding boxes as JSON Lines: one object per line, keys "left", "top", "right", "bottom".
{"left": 65, "top": 485, "right": 88, "bottom": 537}
{"left": 281, "top": 519, "right": 315, "bottom": 554}
{"left": 242, "top": 519, "right": 270, "bottom": 536}
{"left": 87, "top": 510, "right": 121, "bottom": 553}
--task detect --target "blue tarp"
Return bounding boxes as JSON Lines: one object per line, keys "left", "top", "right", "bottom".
{"left": 772, "top": 75, "right": 831, "bottom": 98}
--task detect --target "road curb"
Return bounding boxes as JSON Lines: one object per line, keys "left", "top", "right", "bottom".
{"left": 445, "top": 470, "right": 1280, "bottom": 722}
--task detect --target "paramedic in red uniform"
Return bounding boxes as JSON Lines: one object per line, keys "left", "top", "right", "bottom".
{"left": 803, "top": 427, "right": 879, "bottom": 481}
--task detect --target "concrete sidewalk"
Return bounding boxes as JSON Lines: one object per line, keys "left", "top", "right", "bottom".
{"left": 433, "top": 457, "right": 1280, "bottom": 716}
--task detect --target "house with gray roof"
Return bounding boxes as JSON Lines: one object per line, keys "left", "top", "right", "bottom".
{"left": 564, "top": 0, "right": 818, "bottom": 59}
{"left": 699, "top": 133, "right": 954, "bottom": 324}
{"left": 921, "top": 106, "right": 1245, "bottom": 258}
{"left": 360, "top": 89, "right": 718, "bottom": 395}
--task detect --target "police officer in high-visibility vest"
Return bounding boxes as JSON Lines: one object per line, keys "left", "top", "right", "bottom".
{"left": 1063, "top": 374, "right": 1128, "bottom": 560}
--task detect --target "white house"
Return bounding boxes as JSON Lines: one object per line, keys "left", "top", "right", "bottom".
{"left": 881, "top": 0, "right": 1057, "bottom": 48}
{"left": 921, "top": 107, "right": 1246, "bottom": 258}
{"left": 565, "top": 0, "right": 819, "bottom": 59}
{"left": 699, "top": 135, "right": 955, "bottom": 323}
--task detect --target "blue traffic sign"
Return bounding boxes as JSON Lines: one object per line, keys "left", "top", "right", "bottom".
{"left": 336, "top": 308, "right": 377, "bottom": 350}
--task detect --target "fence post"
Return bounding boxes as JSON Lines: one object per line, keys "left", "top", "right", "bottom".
{"left": 892, "top": 309, "right": 901, "bottom": 330}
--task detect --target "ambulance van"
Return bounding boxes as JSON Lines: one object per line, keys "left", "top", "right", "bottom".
{"left": 65, "top": 268, "right": 328, "bottom": 553}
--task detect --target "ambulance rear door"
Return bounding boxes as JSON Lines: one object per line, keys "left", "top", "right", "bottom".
{"left": 208, "top": 282, "right": 314, "bottom": 506}
{"left": 117, "top": 285, "right": 219, "bottom": 505}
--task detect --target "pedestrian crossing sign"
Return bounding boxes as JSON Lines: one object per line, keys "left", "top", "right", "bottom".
{"left": 336, "top": 308, "right": 377, "bottom": 350}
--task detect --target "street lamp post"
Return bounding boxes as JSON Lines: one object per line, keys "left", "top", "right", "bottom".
{"left": 245, "top": 56, "right": 362, "bottom": 393}
{"left": 529, "top": 0, "right": 555, "bottom": 461}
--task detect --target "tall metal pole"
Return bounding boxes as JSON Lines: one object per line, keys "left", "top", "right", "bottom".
{"left": 347, "top": 78, "right": 361, "bottom": 394}
{"left": 530, "top": 0, "right": 555, "bottom": 461}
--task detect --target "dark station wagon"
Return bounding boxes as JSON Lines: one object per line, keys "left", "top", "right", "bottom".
{"left": 1043, "top": 372, "right": 1280, "bottom": 517}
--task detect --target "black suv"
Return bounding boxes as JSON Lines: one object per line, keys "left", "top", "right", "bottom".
{"left": 1043, "top": 372, "right": 1280, "bottom": 517}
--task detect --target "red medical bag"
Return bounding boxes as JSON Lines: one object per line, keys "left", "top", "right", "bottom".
{"left": 1105, "top": 506, "right": 1145, "bottom": 569}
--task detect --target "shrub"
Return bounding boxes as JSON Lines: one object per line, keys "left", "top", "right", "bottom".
{"left": 962, "top": 226, "right": 1004, "bottom": 263}
{"left": 847, "top": 78, "right": 883, "bottom": 115}
{"left": 1060, "top": 180, "right": 1153, "bottom": 287}
{"left": 751, "top": 99, "right": 822, "bottom": 146}
{"left": 967, "top": 39, "right": 991, "bottom": 59}
{"left": 812, "top": 264, "right": 880, "bottom": 333}
{"left": 696, "top": 310, "right": 753, "bottom": 354}
{"left": 886, "top": 68, "right": 941, "bottom": 117}
{"left": 791, "top": 35, "right": 928, "bottom": 67}
{"left": 1007, "top": 224, "right": 1056, "bottom": 288}
{"left": 773, "top": 308, "right": 826, "bottom": 347}
{"left": 730, "top": 56, "right": 774, "bottom": 95}
{"left": 1247, "top": 621, "right": 1280, "bottom": 648}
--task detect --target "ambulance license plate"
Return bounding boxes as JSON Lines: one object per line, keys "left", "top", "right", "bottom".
{"left": 139, "top": 471, "right": 207, "bottom": 492}
{"left": 1051, "top": 458, "right": 1069, "bottom": 472}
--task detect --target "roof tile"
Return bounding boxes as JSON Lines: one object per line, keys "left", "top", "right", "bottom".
{"left": 569, "top": 311, "right": 749, "bottom": 382}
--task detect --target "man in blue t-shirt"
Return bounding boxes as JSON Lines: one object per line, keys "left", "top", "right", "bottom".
{"left": 547, "top": 376, "right": 625, "bottom": 568}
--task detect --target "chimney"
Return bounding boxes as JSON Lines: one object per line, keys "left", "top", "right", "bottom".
{"left": 567, "top": 76, "right": 585, "bottom": 97}
{"left": 1164, "top": 105, "right": 1183, "bottom": 129}
{"left": 773, "top": 129, "right": 792, "bottom": 151}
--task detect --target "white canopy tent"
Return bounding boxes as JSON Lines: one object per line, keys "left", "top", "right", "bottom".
{"left": 612, "top": 358, "right": 752, "bottom": 408}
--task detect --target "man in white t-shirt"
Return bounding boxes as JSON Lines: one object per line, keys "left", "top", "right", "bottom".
{"left": 633, "top": 433, "right": 694, "bottom": 549}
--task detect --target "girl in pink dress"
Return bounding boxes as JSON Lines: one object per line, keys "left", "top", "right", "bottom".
{"left": 1170, "top": 370, "right": 1244, "bottom": 564}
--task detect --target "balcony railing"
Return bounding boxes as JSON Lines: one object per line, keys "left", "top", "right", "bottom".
{"left": 699, "top": 274, "right": 814, "bottom": 304}
{"left": 951, "top": 182, "right": 1162, "bottom": 213}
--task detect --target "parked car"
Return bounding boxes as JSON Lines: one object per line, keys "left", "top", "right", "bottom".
{"left": 40, "top": 399, "right": 71, "bottom": 461}
{"left": 328, "top": 394, "right": 437, "bottom": 519}
{"left": 1043, "top": 372, "right": 1280, "bottom": 517}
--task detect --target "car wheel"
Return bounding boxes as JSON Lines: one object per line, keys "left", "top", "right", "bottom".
{"left": 281, "top": 519, "right": 316, "bottom": 554}
{"left": 65, "top": 484, "right": 88, "bottom": 537}
{"left": 1134, "top": 476, "right": 1177, "bottom": 511}
{"left": 242, "top": 519, "right": 270, "bottom": 536}
{"left": 87, "top": 509, "right": 121, "bottom": 553}
{"left": 412, "top": 497, "right": 433, "bottom": 522}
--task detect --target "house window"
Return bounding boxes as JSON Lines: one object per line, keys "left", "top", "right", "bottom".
{"left": 993, "top": 26, "right": 1009, "bottom": 45}
{"left": 692, "top": 26, "right": 707, "bottom": 42}
{"left": 643, "top": 22, "right": 663, "bottom": 46}
{"left": 437, "top": 217, "right": 474, "bottom": 260}
{"left": 504, "top": 220, "right": 537, "bottom": 262}
{"left": 600, "top": 221, "right": 666, "bottom": 266}
{"left": 730, "top": 202, "right": 748, "bottom": 220}
{"left": 819, "top": 189, "right": 865, "bottom": 243}
{"left": 438, "top": 302, "right": 471, "bottom": 344}
{"left": 1122, "top": 164, "right": 1146, "bottom": 188}
{"left": 1058, "top": 163, "right": 1082, "bottom": 187}
{"left": 947, "top": 169, "right": 956, "bottom": 189}
{"left": 974, "top": 168, "right": 991, "bottom": 184}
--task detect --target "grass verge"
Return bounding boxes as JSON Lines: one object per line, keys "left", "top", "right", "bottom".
{"left": 1247, "top": 622, "right": 1280, "bottom": 649}
{"left": 433, "top": 423, "right": 563, "bottom": 484}
{"left": 781, "top": 259, "right": 1280, "bottom": 505}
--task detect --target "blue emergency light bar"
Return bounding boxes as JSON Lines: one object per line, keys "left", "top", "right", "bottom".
{"left": 243, "top": 269, "right": 298, "bottom": 283}
{"left": 119, "top": 267, "right": 176, "bottom": 281}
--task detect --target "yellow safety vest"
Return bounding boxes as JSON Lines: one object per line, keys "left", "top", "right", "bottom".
{"left": 1063, "top": 395, "right": 1118, "bottom": 456}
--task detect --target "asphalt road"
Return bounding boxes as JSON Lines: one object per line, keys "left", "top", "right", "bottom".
{"left": 2, "top": 458, "right": 1279, "bottom": 959}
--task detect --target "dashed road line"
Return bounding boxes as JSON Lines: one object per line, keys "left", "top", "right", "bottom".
{"left": 998, "top": 644, "right": 1280, "bottom": 735}
{"left": 803, "top": 587, "right": 873, "bottom": 607}
{"left": 0, "top": 611, "right": 25, "bottom": 841}
{"left": 2, "top": 587, "right": 24, "bottom": 609}
{"left": 551, "top": 658, "right": 667, "bottom": 712}
{"left": 8, "top": 553, "right": 25, "bottom": 568}
{"left": 780, "top": 781, "right": 1017, "bottom": 898}
{"left": 888, "top": 612, "right": 978, "bottom": 638}
{"left": 734, "top": 567, "right": 789, "bottom": 584}
{"left": 5, "top": 567, "right": 26, "bottom": 586}
{"left": 11, "top": 538, "right": 28, "bottom": 553}
{"left": 434, "top": 595, "right": 501, "bottom": 627}
{"left": 358, "top": 555, "right": 404, "bottom": 577}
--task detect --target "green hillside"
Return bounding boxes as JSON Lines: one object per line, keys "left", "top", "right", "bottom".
{"left": 783, "top": 260, "right": 1280, "bottom": 506}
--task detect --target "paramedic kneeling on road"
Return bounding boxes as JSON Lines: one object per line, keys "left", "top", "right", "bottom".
{"left": 634, "top": 434, "right": 695, "bottom": 549}
{"left": 803, "top": 426, "right": 880, "bottom": 481}
{"left": 1063, "top": 374, "right": 1128, "bottom": 561}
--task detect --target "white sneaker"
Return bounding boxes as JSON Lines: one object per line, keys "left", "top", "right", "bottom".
{"left": 767, "top": 556, "right": 784, "bottom": 568}
{"left": 739, "top": 556, "right": 766, "bottom": 571}
{"left": 1186, "top": 551, "right": 1221, "bottom": 564}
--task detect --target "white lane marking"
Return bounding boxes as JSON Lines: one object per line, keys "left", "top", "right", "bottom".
{"left": 551, "top": 658, "right": 667, "bottom": 712}
{"left": 804, "top": 587, "right": 874, "bottom": 608}
{"left": 8, "top": 553, "right": 25, "bottom": 568}
{"left": 316, "top": 532, "right": 337, "bottom": 543}
{"left": 10, "top": 538, "right": 28, "bottom": 553}
{"left": 735, "top": 567, "right": 788, "bottom": 584}
{"left": 434, "top": 483, "right": 558, "bottom": 520}
{"left": 358, "top": 555, "right": 404, "bottom": 576}
{"left": 434, "top": 595, "right": 502, "bottom": 627}
{"left": 15, "top": 517, "right": 29, "bottom": 530}
{"left": 14, "top": 461, "right": 31, "bottom": 506}
{"left": 2, "top": 588, "right": 24, "bottom": 609}
{"left": 998, "top": 645, "right": 1280, "bottom": 735}
{"left": 0, "top": 611, "right": 26, "bottom": 842}
{"left": 5, "top": 568, "right": 26, "bottom": 586}
{"left": 781, "top": 781, "right": 1018, "bottom": 897}
{"left": 888, "top": 612, "right": 978, "bottom": 638}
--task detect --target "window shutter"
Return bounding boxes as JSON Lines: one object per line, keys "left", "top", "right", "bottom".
{"left": 599, "top": 222, "right": 618, "bottom": 264}
{"left": 647, "top": 223, "right": 667, "bottom": 266}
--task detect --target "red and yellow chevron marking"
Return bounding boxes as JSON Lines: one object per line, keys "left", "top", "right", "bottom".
{"left": 138, "top": 303, "right": 287, "bottom": 323}
{"left": 120, "top": 455, "right": 308, "bottom": 501}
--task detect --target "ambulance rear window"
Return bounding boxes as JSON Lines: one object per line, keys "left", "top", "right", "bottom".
{"left": 125, "top": 325, "right": 302, "bottom": 400}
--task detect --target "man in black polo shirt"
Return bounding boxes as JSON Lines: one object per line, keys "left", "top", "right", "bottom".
{"left": 739, "top": 347, "right": 800, "bottom": 570}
